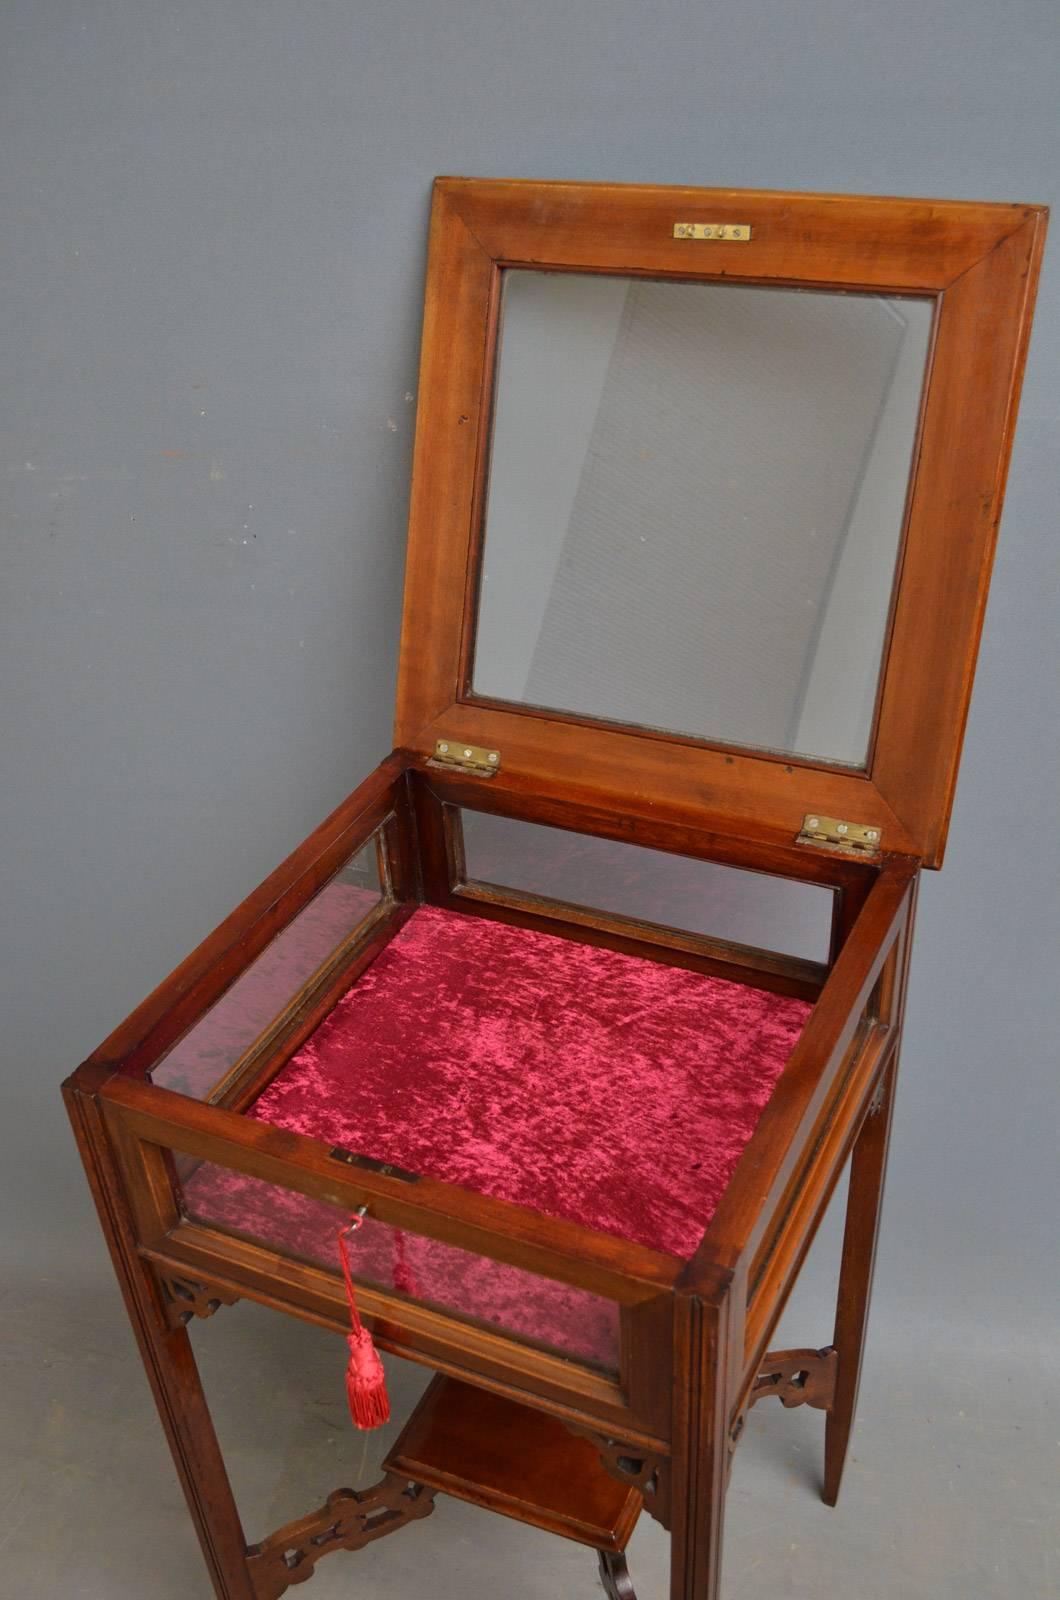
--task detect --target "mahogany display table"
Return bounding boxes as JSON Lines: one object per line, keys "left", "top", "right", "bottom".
{"left": 65, "top": 177, "right": 1045, "bottom": 1598}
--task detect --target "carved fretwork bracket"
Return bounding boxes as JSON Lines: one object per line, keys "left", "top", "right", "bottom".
{"left": 564, "top": 1424, "right": 671, "bottom": 1532}
{"left": 245, "top": 1474, "right": 436, "bottom": 1600}
{"left": 727, "top": 1346, "right": 838, "bottom": 1469}
{"left": 160, "top": 1273, "right": 240, "bottom": 1328}
{"left": 750, "top": 1346, "right": 838, "bottom": 1413}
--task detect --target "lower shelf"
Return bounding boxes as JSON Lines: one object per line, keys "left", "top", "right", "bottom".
{"left": 384, "top": 1375, "right": 643, "bottom": 1552}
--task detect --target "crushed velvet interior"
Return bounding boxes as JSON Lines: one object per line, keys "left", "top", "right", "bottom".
{"left": 184, "top": 905, "right": 811, "bottom": 1365}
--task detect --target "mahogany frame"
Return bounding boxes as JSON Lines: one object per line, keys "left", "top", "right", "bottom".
{"left": 63, "top": 180, "right": 1045, "bottom": 1600}
{"left": 396, "top": 179, "right": 1046, "bottom": 868}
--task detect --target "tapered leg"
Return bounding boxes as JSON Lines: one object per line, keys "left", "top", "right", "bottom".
{"left": 670, "top": 1285, "right": 733, "bottom": 1600}
{"left": 65, "top": 1078, "right": 257, "bottom": 1599}
{"left": 822, "top": 1049, "right": 899, "bottom": 1507}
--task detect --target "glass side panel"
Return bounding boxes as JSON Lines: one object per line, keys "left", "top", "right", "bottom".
{"left": 460, "top": 810, "right": 834, "bottom": 963}
{"left": 180, "top": 1163, "right": 620, "bottom": 1371}
{"left": 472, "top": 270, "right": 933, "bottom": 768}
{"left": 151, "top": 833, "right": 389, "bottom": 1101}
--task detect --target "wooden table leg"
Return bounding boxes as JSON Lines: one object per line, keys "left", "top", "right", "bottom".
{"left": 599, "top": 1548, "right": 638, "bottom": 1599}
{"left": 65, "top": 1079, "right": 257, "bottom": 1600}
{"left": 823, "top": 1047, "right": 900, "bottom": 1507}
{"left": 669, "top": 1285, "right": 732, "bottom": 1600}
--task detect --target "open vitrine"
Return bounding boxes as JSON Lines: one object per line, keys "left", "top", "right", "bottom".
{"left": 64, "top": 180, "right": 1046, "bottom": 1600}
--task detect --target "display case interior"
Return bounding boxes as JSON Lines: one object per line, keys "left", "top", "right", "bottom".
{"left": 146, "top": 777, "right": 857, "bottom": 1372}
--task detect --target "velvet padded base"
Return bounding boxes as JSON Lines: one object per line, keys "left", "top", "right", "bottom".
{"left": 185, "top": 906, "right": 811, "bottom": 1363}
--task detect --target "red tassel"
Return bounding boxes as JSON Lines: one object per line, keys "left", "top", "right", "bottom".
{"left": 345, "top": 1327, "right": 390, "bottom": 1428}
{"left": 338, "top": 1217, "right": 390, "bottom": 1430}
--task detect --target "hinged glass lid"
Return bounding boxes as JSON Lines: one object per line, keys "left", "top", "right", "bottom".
{"left": 396, "top": 180, "right": 1045, "bottom": 866}
{"left": 470, "top": 270, "right": 933, "bottom": 770}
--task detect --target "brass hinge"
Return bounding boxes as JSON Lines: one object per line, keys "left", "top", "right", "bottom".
{"left": 427, "top": 739, "right": 501, "bottom": 777}
{"left": 797, "top": 814, "right": 881, "bottom": 855}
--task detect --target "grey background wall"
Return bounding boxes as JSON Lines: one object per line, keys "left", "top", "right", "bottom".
{"left": 2, "top": 3, "right": 1057, "bottom": 1597}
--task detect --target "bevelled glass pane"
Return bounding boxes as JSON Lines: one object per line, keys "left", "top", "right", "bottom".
{"left": 150, "top": 835, "right": 388, "bottom": 1101}
{"left": 180, "top": 1164, "right": 620, "bottom": 1370}
{"left": 472, "top": 270, "right": 933, "bottom": 767}
{"left": 461, "top": 809, "right": 833, "bottom": 963}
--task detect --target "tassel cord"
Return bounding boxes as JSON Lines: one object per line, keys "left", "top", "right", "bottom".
{"left": 337, "top": 1213, "right": 391, "bottom": 1430}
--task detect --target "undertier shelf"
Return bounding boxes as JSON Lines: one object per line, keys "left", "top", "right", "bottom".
{"left": 384, "top": 1375, "right": 643, "bottom": 1551}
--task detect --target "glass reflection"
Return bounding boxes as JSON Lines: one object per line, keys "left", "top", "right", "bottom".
{"left": 151, "top": 835, "right": 387, "bottom": 1101}
{"left": 472, "top": 271, "right": 932, "bottom": 767}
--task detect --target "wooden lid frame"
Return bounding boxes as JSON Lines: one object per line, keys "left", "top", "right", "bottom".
{"left": 395, "top": 178, "right": 1046, "bottom": 867}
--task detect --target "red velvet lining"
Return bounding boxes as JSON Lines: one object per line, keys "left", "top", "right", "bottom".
{"left": 249, "top": 907, "right": 808, "bottom": 1255}
{"left": 184, "top": 906, "right": 810, "bottom": 1329}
